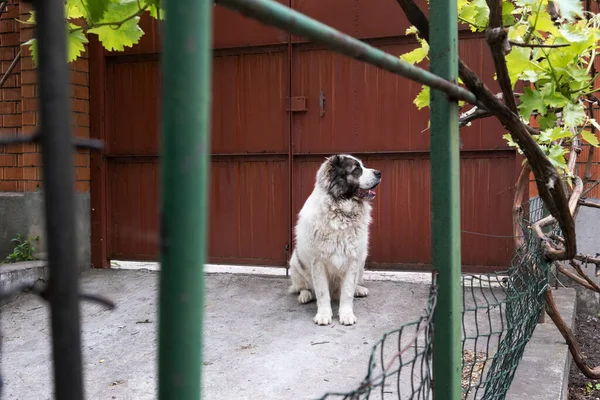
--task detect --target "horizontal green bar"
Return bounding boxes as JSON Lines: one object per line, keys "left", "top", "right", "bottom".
{"left": 215, "top": 0, "right": 477, "bottom": 105}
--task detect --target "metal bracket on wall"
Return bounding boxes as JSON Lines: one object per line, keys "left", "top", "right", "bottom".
{"left": 319, "top": 91, "right": 325, "bottom": 117}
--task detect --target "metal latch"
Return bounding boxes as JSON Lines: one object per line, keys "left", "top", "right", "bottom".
{"left": 286, "top": 96, "right": 307, "bottom": 112}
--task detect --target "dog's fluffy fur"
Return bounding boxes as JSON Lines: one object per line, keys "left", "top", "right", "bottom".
{"left": 288, "top": 154, "right": 381, "bottom": 325}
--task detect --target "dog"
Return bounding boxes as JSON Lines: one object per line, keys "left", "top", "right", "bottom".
{"left": 288, "top": 154, "right": 381, "bottom": 326}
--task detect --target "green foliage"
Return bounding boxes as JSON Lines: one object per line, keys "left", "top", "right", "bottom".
{"left": 585, "top": 381, "right": 600, "bottom": 394}
{"left": 3, "top": 234, "right": 38, "bottom": 264}
{"left": 19, "top": 0, "right": 165, "bottom": 66}
{"left": 399, "top": 0, "right": 600, "bottom": 176}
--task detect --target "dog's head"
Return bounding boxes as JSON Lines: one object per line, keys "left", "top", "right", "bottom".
{"left": 317, "top": 154, "right": 382, "bottom": 201}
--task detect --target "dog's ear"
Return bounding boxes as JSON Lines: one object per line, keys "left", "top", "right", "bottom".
{"left": 330, "top": 154, "right": 344, "bottom": 167}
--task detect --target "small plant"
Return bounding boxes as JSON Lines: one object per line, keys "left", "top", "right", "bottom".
{"left": 585, "top": 381, "right": 600, "bottom": 394}
{"left": 3, "top": 234, "right": 39, "bottom": 264}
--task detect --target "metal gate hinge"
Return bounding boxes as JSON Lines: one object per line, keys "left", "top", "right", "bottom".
{"left": 286, "top": 96, "right": 307, "bottom": 112}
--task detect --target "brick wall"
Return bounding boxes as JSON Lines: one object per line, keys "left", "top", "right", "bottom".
{"left": 0, "top": 0, "right": 90, "bottom": 193}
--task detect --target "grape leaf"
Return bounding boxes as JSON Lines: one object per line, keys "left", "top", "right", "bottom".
{"left": 563, "top": 102, "right": 587, "bottom": 127}
{"left": 581, "top": 130, "right": 600, "bottom": 147}
{"left": 78, "top": 0, "right": 111, "bottom": 23}
{"left": 518, "top": 87, "right": 545, "bottom": 119}
{"left": 87, "top": 0, "right": 144, "bottom": 52}
{"left": 540, "top": 83, "right": 569, "bottom": 108}
{"left": 22, "top": 38, "right": 37, "bottom": 67}
{"left": 553, "top": 0, "right": 584, "bottom": 21}
{"left": 538, "top": 113, "right": 558, "bottom": 130}
{"left": 414, "top": 85, "right": 430, "bottom": 110}
{"left": 65, "top": 0, "right": 84, "bottom": 19}
{"left": 547, "top": 144, "right": 568, "bottom": 171}
{"left": 505, "top": 47, "right": 531, "bottom": 86}
{"left": 399, "top": 40, "right": 429, "bottom": 65}
{"left": 460, "top": 0, "right": 489, "bottom": 31}
{"left": 67, "top": 28, "right": 88, "bottom": 64}
{"left": 539, "top": 127, "right": 571, "bottom": 143}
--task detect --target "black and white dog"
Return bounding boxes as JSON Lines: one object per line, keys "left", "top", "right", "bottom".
{"left": 288, "top": 154, "right": 381, "bottom": 325}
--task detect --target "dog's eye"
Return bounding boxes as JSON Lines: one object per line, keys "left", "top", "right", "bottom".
{"left": 352, "top": 167, "right": 362, "bottom": 176}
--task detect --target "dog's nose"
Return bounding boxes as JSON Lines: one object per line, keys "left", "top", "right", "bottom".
{"left": 373, "top": 170, "right": 381, "bottom": 179}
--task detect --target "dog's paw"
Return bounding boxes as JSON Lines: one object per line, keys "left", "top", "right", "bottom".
{"left": 298, "top": 290, "right": 314, "bottom": 304}
{"left": 339, "top": 310, "right": 357, "bottom": 325}
{"left": 313, "top": 311, "right": 333, "bottom": 325}
{"left": 354, "top": 285, "right": 369, "bottom": 298}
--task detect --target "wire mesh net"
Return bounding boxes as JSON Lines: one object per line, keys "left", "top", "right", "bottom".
{"left": 318, "top": 197, "right": 552, "bottom": 400}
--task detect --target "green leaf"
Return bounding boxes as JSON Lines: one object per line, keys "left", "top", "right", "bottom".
{"left": 414, "top": 85, "right": 430, "bottom": 110}
{"left": 502, "top": 2, "right": 516, "bottom": 26}
{"left": 22, "top": 38, "right": 37, "bottom": 67}
{"left": 538, "top": 113, "right": 558, "bottom": 130}
{"left": 539, "top": 127, "right": 571, "bottom": 143}
{"left": 460, "top": 0, "right": 489, "bottom": 31}
{"left": 67, "top": 28, "right": 88, "bottom": 63}
{"left": 518, "top": 87, "right": 545, "bottom": 119}
{"left": 547, "top": 144, "right": 568, "bottom": 171}
{"left": 87, "top": 0, "right": 144, "bottom": 52}
{"left": 79, "top": 0, "right": 111, "bottom": 23}
{"left": 65, "top": 0, "right": 84, "bottom": 19}
{"left": 505, "top": 46, "right": 532, "bottom": 86}
{"left": 399, "top": 40, "right": 429, "bottom": 65}
{"left": 563, "top": 102, "right": 587, "bottom": 127}
{"left": 581, "top": 130, "right": 600, "bottom": 147}
{"left": 553, "top": 0, "right": 584, "bottom": 21}
{"left": 559, "top": 25, "right": 590, "bottom": 43}
{"left": 540, "top": 83, "right": 569, "bottom": 108}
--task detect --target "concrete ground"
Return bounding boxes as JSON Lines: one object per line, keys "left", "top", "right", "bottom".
{"left": 0, "top": 268, "right": 576, "bottom": 400}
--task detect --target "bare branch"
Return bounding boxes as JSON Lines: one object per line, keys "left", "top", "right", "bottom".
{"left": 583, "top": 177, "right": 600, "bottom": 197}
{"left": 513, "top": 162, "right": 531, "bottom": 249}
{"left": 545, "top": 289, "right": 600, "bottom": 379}
{"left": 396, "top": 0, "right": 577, "bottom": 259}
{"left": 0, "top": 50, "right": 20, "bottom": 89}
{"left": 557, "top": 263, "right": 600, "bottom": 292}
{"left": 508, "top": 40, "right": 569, "bottom": 48}
{"left": 579, "top": 199, "right": 600, "bottom": 209}
{"left": 570, "top": 260, "right": 600, "bottom": 292}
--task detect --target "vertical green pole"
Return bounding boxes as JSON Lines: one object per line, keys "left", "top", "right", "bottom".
{"left": 429, "top": 0, "right": 462, "bottom": 399}
{"left": 158, "top": 0, "right": 213, "bottom": 398}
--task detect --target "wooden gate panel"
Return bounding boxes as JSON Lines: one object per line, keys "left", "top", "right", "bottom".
{"left": 212, "top": 51, "right": 288, "bottom": 154}
{"left": 209, "top": 159, "right": 289, "bottom": 265}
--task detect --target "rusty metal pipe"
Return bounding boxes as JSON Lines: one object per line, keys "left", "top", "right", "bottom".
{"left": 215, "top": 0, "right": 478, "bottom": 105}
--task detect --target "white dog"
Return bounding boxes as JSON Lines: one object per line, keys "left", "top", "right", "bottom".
{"left": 288, "top": 154, "right": 381, "bottom": 325}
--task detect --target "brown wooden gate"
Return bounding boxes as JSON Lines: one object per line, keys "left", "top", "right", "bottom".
{"left": 90, "top": 1, "right": 519, "bottom": 271}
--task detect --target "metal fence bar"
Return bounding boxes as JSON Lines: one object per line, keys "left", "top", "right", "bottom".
{"left": 157, "top": 0, "right": 213, "bottom": 398}
{"left": 33, "top": 0, "right": 85, "bottom": 399}
{"left": 429, "top": 0, "right": 462, "bottom": 398}
{"left": 215, "top": 0, "right": 478, "bottom": 105}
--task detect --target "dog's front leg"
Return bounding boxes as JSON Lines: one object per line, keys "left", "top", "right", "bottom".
{"left": 339, "top": 267, "right": 359, "bottom": 325}
{"left": 312, "top": 261, "right": 333, "bottom": 325}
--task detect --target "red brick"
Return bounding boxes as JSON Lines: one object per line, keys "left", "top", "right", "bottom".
{"left": 21, "top": 125, "right": 36, "bottom": 135}
{"left": 22, "top": 153, "right": 41, "bottom": 166}
{"left": 76, "top": 113, "right": 90, "bottom": 127}
{"left": 0, "top": 46, "right": 14, "bottom": 61}
{"left": 75, "top": 180, "right": 90, "bottom": 192}
{"left": 3, "top": 87, "right": 19, "bottom": 100}
{"left": 3, "top": 167, "right": 22, "bottom": 180}
{"left": 70, "top": 71, "right": 88, "bottom": 86}
{"left": 22, "top": 181, "right": 41, "bottom": 192}
{"left": 22, "top": 143, "right": 37, "bottom": 153}
{"left": 1, "top": 58, "right": 20, "bottom": 73}
{"left": 0, "top": 20, "right": 15, "bottom": 33}
{"left": 22, "top": 83, "right": 35, "bottom": 98}
{"left": 75, "top": 152, "right": 90, "bottom": 167}
{"left": 73, "top": 85, "right": 89, "bottom": 100}
{"left": 3, "top": 113, "right": 20, "bottom": 127}
{"left": 73, "top": 126, "right": 89, "bottom": 138}
{"left": 21, "top": 97, "right": 37, "bottom": 112}
{"left": 22, "top": 112, "right": 36, "bottom": 125}
{"left": 0, "top": 181, "right": 18, "bottom": 191}
{"left": 2, "top": 73, "right": 19, "bottom": 88}
{"left": 21, "top": 69, "right": 36, "bottom": 84}
{"left": 3, "top": 6, "right": 20, "bottom": 20}
{"left": 4, "top": 143, "right": 23, "bottom": 154}
{"left": 72, "top": 98, "right": 88, "bottom": 113}
{"left": 74, "top": 57, "right": 89, "bottom": 72}
{"left": 0, "top": 154, "right": 17, "bottom": 167}
{"left": 20, "top": 56, "right": 34, "bottom": 71}
{"left": 1, "top": 33, "right": 19, "bottom": 47}
{"left": 22, "top": 167, "right": 36, "bottom": 180}
{"left": 19, "top": 28, "right": 34, "bottom": 42}
{"left": 76, "top": 167, "right": 90, "bottom": 181}
{"left": 0, "top": 101, "right": 16, "bottom": 114}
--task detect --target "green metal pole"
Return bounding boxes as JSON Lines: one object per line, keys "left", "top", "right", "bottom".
{"left": 158, "top": 0, "right": 213, "bottom": 398}
{"left": 429, "top": 0, "right": 462, "bottom": 398}
{"left": 215, "top": 0, "right": 477, "bottom": 105}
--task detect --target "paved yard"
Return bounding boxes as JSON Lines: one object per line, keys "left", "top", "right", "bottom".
{"left": 0, "top": 268, "right": 576, "bottom": 400}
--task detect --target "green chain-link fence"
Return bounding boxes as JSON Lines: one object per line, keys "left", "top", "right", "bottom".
{"left": 318, "top": 197, "right": 551, "bottom": 400}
